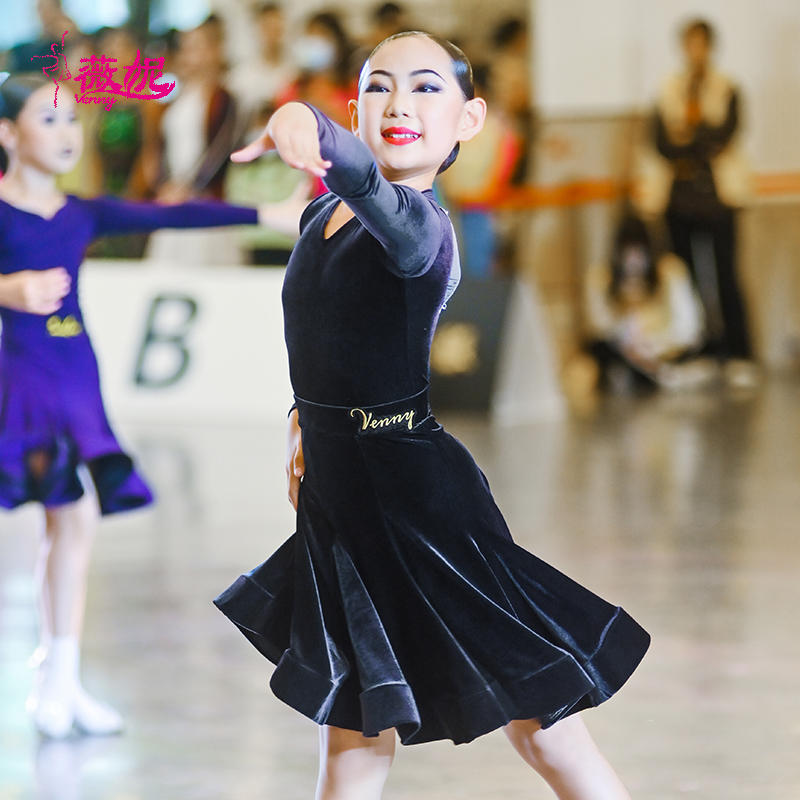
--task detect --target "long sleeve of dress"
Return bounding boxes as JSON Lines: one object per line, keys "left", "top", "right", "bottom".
{"left": 85, "top": 196, "right": 258, "bottom": 239}
{"left": 307, "top": 105, "right": 445, "bottom": 278}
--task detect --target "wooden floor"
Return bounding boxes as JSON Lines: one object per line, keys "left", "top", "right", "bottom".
{"left": 1, "top": 372, "right": 799, "bottom": 799}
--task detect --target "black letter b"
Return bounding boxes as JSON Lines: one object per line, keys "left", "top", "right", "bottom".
{"left": 134, "top": 294, "right": 199, "bottom": 388}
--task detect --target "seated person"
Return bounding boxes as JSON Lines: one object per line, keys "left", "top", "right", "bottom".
{"left": 584, "top": 215, "right": 710, "bottom": 393}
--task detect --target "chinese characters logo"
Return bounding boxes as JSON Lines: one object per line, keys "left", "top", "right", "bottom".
{"left": 34, "top": 33, "right": 176, "bottom": 111}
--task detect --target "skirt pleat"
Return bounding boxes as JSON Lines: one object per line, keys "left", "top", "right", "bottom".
{"left": 215, "top": 415, "right": 649, "bottom": 745}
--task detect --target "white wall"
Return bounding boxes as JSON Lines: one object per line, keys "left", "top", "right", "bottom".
{"left": 535, "top": 0, "right": 800, "bottom": 171}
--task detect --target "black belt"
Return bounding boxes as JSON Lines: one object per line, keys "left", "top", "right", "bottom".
{"left": 294, "top": 388, "right": 430, "bottom": 436}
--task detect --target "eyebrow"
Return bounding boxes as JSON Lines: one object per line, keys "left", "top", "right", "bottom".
{"left": 369, "top": 68, "right": 446, "bottom": 80}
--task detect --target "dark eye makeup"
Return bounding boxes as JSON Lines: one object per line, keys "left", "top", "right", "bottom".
{"left": 364, "top": 82, "right": 443, "bottom": 94}
{"left": 414, "top": 83, "right": 441, "bottom": 93}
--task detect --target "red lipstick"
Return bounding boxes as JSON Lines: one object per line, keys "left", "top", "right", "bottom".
{"left": 382, "top": 127, "right": 420, "bottom": 145}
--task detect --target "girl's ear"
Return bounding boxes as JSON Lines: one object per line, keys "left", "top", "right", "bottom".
{"left": 457, "top": 97, "right": 487, "bottom": 144}
{"left": 349, "top": 99, "right": 360, "bottom": 137}
{"left": 0, "top": 118, "right": 17, "bottom": 154}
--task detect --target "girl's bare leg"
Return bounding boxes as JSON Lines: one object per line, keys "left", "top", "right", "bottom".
{"left": 504, "top": 717, "right": 631, "bottom": 800}
{"left": 40, "top": 492, "right": 99, "bottom": 639}
{"left": 315, "top": 726, "right": 396, "bottom": 800}
{"left": 30, "top": 491, "right": 122, "bottom": 737}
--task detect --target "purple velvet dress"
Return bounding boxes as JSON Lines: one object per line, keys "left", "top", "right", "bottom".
{"left": 215, "top": 109, "right": 650, "bottom": 746}
{"left": 0, "top": 196, "right": 258, "bottom": 514}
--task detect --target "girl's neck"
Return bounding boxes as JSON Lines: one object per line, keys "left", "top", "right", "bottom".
{"left": 0, "top": 161, "right": 64, "bottom": 216}
{"left": 390, "top": 170, "right": 437, "bottom": 193}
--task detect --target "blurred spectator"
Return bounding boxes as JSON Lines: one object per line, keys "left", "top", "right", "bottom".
{"left": 225, "top": 104, "right": 309, "bottom": 266}
{"left": 7, "top": 0, "right": 77, "bottom": 73}
{"left": 438, "top": 63, "right": 522, "bottom": 277}
{"left": 93, "top": 27, "right": 147, "bottom": 197}
{"left": 227, "top": 3, "right": 297, "bottom": 124}
{"left": 639, "top": 19, "right": 756, "bottom": 386}
{"left": 367, "top": 3, "right": 411, "bottom": 48}
{"left": 489, "top": 16, "right": 534, "bottom": 183}
{"left": 152, "top": 15, "right": 238, "bottom": 202}
{"left": 351, "top": 2, "right": 412, "bottom": 76}
{"left": 137, "top": 27, "right": 179, "bottom": 194}
{"left": 145, "top": 16, "right": 243, "bottom": 264}
{"left": 276, "top": 10, "right": 357, "bottom": 128}
{"left": 582, "top": 215, "right": 710, "bottom": 395}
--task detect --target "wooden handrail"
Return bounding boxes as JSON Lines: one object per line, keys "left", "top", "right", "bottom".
{"left": 470, "top": 173, "right": 800, "bottom": 210}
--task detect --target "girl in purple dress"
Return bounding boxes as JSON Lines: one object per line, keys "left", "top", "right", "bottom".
{"left": 215, "top": 33, "right": 649, "bottom": 800}
{"left": 0, "top": 73, "right": 265, "bottom": 739}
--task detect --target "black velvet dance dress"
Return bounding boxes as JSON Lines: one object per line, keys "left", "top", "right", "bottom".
{"left": 214, "top": 107, "right": 650, "bottom": 746}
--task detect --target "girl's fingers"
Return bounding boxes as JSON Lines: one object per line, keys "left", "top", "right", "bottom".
{"left": 287, "top": 160, "right": 329, "bottom": 178}
{"left": 273, "top": 131, "right": 331, "bottom": 176}
{"left": 46, "top": 268, "right": 71, "bottom": 298}
{"left": 280, "top": 145, "right": 331, "bottom": 176}
{"left": 288, "top": 473, "right": 300, "bottom": 510}
{"left": 231, "top": 133, "right": 274, "bottom": 163}
{"left": 288, "top": 455, "right": 303, "bottom": 510}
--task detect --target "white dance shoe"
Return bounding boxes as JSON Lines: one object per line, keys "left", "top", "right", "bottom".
{"left": 28, "top": 637, "right": 123, "bottom": 738}
{"left": 73, "top": 684, "right": 124, "bottom": 735}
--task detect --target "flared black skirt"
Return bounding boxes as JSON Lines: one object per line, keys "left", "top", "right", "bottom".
{"left": 214, "top": 392, "right": 649, "bottom": 745}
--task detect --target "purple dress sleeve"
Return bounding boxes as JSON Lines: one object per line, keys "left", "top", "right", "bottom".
{"left": 84, "top": 196, "right": 259, "bottom": 238}
{"left": 307, "top": 106, "right": 446, "bottom": 279}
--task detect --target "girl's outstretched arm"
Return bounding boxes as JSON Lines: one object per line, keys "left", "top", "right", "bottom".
{"left": 85, "top": 196, "right": 259, "bottom": 239}
{"left": 235, "top": 103, "right": 446, "bottom": 279}
{"left": 0, "top": 268, "right": 70, "bottom": 314}
{"left": 232, "top": 103, "right": 332, "bottom": 178}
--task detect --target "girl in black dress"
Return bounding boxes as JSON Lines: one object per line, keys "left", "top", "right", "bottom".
{"left": 216, "top": 32, "right": 649, "bottom": 800}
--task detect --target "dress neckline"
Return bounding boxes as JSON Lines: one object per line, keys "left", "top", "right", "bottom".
{"left": 0, "top": 194, "right": 71, "bottom": 221}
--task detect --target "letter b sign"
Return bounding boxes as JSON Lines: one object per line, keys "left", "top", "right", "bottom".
{"left": 134, "top": 294, "right": 199, "bottom": 388}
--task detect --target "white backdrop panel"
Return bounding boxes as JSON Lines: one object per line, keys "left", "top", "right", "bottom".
{"left": 80, "top": 261, "right": 292, "bottom": 425}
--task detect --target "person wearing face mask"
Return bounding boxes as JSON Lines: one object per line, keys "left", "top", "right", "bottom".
{"left": 274, "top": 11, "right": 357, "bottom": 128}
{"left": 582, "top": 215, "right": 708, "bottom": 394}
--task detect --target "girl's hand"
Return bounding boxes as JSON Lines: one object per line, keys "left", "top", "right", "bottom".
{"left": 286, "top": 407, "right": 305, "bottom": 511}
{"left": 0, "top": 268, "right": 70, "bottom": 314}
{"left": 231, "top": 103, "right": 332, "bottom": 178}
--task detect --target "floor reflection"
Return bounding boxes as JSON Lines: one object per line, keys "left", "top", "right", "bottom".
{"left": 1, "top": 374, "right": 799, "bottom": 798}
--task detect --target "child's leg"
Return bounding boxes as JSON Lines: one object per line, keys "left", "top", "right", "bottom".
{"left": 40, "top": 491, "right": 99, "bottom": 640}
{"left": 315, "top": 725, "right": 396, "bottom": 800}
{"left": 30, "top": 491, "right": 122, "bottom": 737}
{"left": 504, "top": 717, "right": 631, "bottom": 800}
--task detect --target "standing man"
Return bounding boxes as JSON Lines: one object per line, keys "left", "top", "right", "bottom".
{"left": 648, "top": 19, "right": 756, "bottom": 385}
